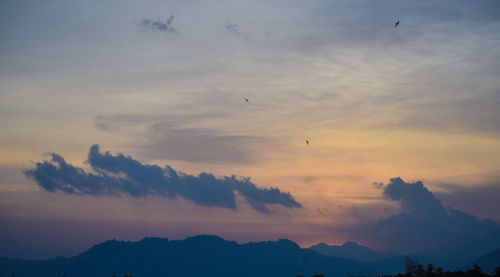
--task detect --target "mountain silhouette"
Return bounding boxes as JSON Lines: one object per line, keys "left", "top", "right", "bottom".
{"left": 0, "top": 235, "right": 372, "bottom": 277}
{"left": 309, "top": 241, "right": 393, "bottom": 262}
{"left": 1, "top": 235, "right": 497, "bottom": 277}
{"left": 309, "top": 241, "right": 472, "bottom": 274}
{"left": 466, "top": 248, "right": 500, "bottom": 274}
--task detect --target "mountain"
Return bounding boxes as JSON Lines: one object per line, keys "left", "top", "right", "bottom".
{"left": 309, "top": 241, "right": 392, "bottom": 262}
{"left": 0, "top": 235, "right": 373, "bottom": 277}
{"left": 309, "top": 241, "right": 472, "bottom": 274}
{"left": 2, "top": 236, "right": 496, "bottom": 277}
{"left": 466, "top": 248, "right": 500, "bottom": 274}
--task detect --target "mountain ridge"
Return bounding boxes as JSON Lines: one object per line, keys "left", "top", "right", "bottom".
{"left": 308, "top": 240, "right": 393, "bottom": 262}
{"left": 0, "top": 235, "right": 372, "bottom": 277}
{"left": 0, "top": 235, "right": 498, "bottom": 277}
{"left": 467, "top": 248, "right": 500, "bottom": 274}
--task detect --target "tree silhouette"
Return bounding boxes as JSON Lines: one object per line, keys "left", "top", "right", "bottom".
{"left": 465, "top": 265, "right": 487, "bottom": 277}
{"left": 377, "top": 262, "right": 499, "bottom": 277}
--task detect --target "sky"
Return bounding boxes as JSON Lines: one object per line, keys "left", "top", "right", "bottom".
{"left": 1, "top": 0, "right": 500, "bottom": 261}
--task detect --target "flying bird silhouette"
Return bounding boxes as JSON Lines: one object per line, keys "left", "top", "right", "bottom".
{"left": 245, "top": 98, "right": 249, "bottom": 103}
{"left": 306, "top": 139, "right": 309, "bottom": 145}
{"left": 394, "top": 20, "right": 400, "bottom": 28}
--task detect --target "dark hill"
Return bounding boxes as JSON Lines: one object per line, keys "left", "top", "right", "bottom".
{"left": 466, "top": 248, "right": 500, "bottom": 274}
{"left": 309, "top": 241, "right": 392, "bottom": 262}
{"left": 0, "top": 235, "right": 373, "bottom": 277}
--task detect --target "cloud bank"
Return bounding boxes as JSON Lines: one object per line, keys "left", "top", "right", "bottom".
{"left": 23, "top": 145, "right": 301, "bottom": 213}
{"left": 362, "top": 177, "right": 500, "bottom": 260}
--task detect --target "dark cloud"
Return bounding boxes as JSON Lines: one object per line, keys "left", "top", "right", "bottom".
{"left": 138, "top": 15, "right": 178, "bottom": 34}
{"left": 23, "top": 145, "right": 301, "bottom": 213}
{"left": 226, "top": 24, "right": 248, "bottom": 39}
{"left": 383, "top": 178, "right": 447, "bottom": 217}
{"left": 435, "top": 181, "right": 500, "bottom": 222}
{"left": 358, "top": 177, "right": 500, "bottom": 261}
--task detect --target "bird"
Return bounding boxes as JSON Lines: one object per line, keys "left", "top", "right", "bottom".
{"left": 394, "top": 20, "right": 400, "bottom": 28}
{"left": 306, "top": 139, "right": 309, "bottom": 145}
{"left": 245, "top": 98, "right": 249, "bottom": 103}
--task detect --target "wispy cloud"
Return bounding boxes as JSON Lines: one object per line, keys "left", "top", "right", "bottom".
{"left": 138, "top": 15, "right": 179, "bottom": 35}
{"left": 226, "top": 24, "right": 248, "bottom": 40}
{"left": 23, "top": 145, "right": 302, "bottom": 213}
{"left": 93, "top": 113, "right": 274, "bottom": 164}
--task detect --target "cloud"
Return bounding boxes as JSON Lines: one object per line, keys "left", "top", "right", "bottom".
{"left": 299, "top": 175, "right": 319, "bottom": 184}
{"left": 93, "top": 114, "right": 154, "bottom": 131}
{"left": 138, "top": 15, "right": 178, "bottom": 35}
{"left": 93, "top": 113, "right": 224, "bottom": 132}
{"left": 435, "top": 181, "right": 500, "bottom": 222}
{"left": 376, "top": 90, "right": 500, "bottom": 135}
{"left": 372, "top": 182, "right": 384, "bottom": 189}
{"left": 226, "top": 24, "right": 248, "bottom": 39}
{"left": 23, "top": 145, "right": 301, "bottom": 213}
{"left": 144, "top": 122, "right": 271, "bottom": 164}
{"left": 382, "top": 178, "right": 447, "bottom": 217}
{"left": 358, "top": 177, "right": 500, "bottom": 260}
{"left": 93, "top": 114, "right": 274, "bottom": 164}
{"left": 306, "top": 0, "right": 500, "bottom": 46}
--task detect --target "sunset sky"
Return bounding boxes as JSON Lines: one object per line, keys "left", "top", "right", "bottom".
{"left": 1, "top": 0, "right": 499, "bottom": 260}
